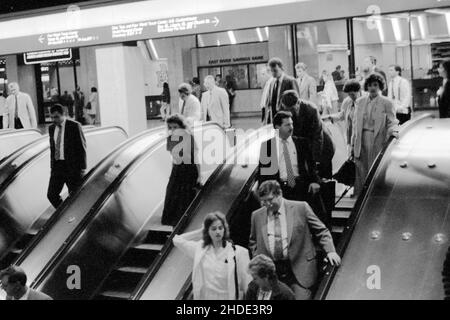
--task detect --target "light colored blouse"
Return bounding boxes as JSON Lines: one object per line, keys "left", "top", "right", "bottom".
{"left": 201, "top": 246, "right": 230, "bottom": 300}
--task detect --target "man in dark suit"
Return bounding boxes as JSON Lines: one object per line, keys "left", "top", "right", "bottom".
{"left": 280, "top": 90, "right": 335, "bottom": 179}
{"left": 47, "top": 104, "right": 87, "bottom": 208}
{"left": 1, "top": 266, "right": 52, "bottom": 300}
{"left": 261, "top": 57, "right": 300, "bottom": 124}
{"left": 249, "top": 180, "right": 340, "bottom": 300}
{"left": 258, "top": 111, "right": 320, "bottom": 202}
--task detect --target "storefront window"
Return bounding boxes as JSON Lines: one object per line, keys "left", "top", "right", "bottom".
{"left": 197, "top": 27, "right": 268, "bottom": 47}
{"left": 249, "top": 63, "right": 269, "bottom": 89}
{"left": 222, "top": 64, "right": 249, "bottom": 89}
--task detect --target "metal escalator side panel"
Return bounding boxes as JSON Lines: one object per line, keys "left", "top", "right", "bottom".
{"left": 14, "top": 127, "right": 166, "bottom": 287}
{"left": 0, "top": 129, "right": 42, "bottom": 164}
{"left": 317, "top": 115, "right": 450, "bottom": 300}
{"left": 27, "top": 123, "right": 226, "bottom": 300}
{"left": 137, "top": 126, "right": 273, "bottom": 300}
{"left": 0, "top": 127, "right": 128, "bottom": 266}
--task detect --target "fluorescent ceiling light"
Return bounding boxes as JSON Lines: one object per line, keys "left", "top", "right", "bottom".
{"left": 265, "top": 27, "right": 269, "bottom": 38}
{"left": 391, "top": 18, "right": 402, "bottom": 42}
{"left": 445, "top": 13, "right": 450, "bottom": 35}
{"left": 197, "top": 34, "right": 205, "bottom": 47}
{"left": 228, "top": 30, "right": 237, "bottom": 44}
{"left": 376, "top": 18, "right": 385, "bottom": 42}
{"left": 418, "top": 15, "right": 427, "bottom": 39}
{"left": 410, "top": 20, "right": 417, "bottom": 39}
{"left": 148, "top": 39, "right": 159, "bottom": 60}
{"left": 256, "top": 28, "right": 263, "bottom": 42}
{"left": 216, "top": 39, "right": 221, "bottom": 46}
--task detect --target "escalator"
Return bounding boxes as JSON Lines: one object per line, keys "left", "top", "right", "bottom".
{"left": 0, "top": 126, "right": 128, "bottom": 272}
{"left": 315, "top": 114, "right": 450, "bottom": 300}
{"left": 0, "top": 129, "right": 42, "bottom": 163}
{"left": 14, "top": 123, "right": 229, "bottom": 300}
{"left": 135, "top": 126, "right": 274, "bottom": 300}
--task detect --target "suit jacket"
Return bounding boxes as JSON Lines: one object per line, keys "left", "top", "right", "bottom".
{"left": 49, "top": 119, "right": 87, "bottom": 171}
{"left": 179, "top": 94, "right": 202, "bottom": 122}
{"left": 201, "top": 86, "right": 230, "bottom": 128}
{"left": 290, "top": 100, "right": 324, "bottom": 163}
{"left": 352, "top": 95, "right": 398, "bottom": 159}
{"left": 4, "top": 92, "right": 37, "bottom": 129}
{"left": 249, "top": 199, "right": 335, "bottom": 288}
{"left": 263, "top": 74, "right": 300, "bottom": 123}
{"left": 257, "top": 136, "right": 319, "bottom": 185}
{"left": 245, "top": 280, "right": 295, "bottom": 300}
{"left": 298, "top": 74, "right": 317, "bottom": 103}
{"left": 438, "top": 79, "right": 450, "bottom": 118}
{"left": 6, "top": 288, "right": 53, "bottom": 300}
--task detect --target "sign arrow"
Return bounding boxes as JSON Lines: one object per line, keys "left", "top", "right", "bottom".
{"left": 38, "top": 35, "right": 45, "bottom": 44}
{"left": 213, "top": 16, "right": 219, "bottom": 27}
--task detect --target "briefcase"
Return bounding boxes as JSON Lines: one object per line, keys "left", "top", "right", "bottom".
{"left": 333, "top": 158, "right": 355, "bottom": 186}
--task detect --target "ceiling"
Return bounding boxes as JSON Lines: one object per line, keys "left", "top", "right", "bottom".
{"left": 0, "top": 0, "right": 121, "bottom": 15}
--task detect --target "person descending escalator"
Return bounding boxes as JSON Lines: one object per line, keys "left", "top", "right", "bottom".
{"left": 161, "top": 114, "right": 201, "bottom": 226}
{"left": 173, "top": 212, "right": 251, "bottom": 300}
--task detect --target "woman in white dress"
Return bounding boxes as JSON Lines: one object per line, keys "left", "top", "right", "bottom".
{"left": 318, "top": 70, "right": 339, "bottom": 116}
{"left": 86, "top": 87, "right": 98, "bottom": 125}
{"left": 173, "top": 212, "right": 251, "bottom": 300}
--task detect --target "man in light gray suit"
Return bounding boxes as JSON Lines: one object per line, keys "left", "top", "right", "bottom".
{"left": 1, "top": 266, "right": 52, "bottom": 300}
{"left": 249, "top": 180, "right": 340, "bottom": 300}
{"left": 4, "top": 82, "right": 37, "bottom": 129}
{"left": 201, "top": 75, "right": 230, "bottom": 128}
{"left": 295, "top": 62, "right": 317, "bottom": 104}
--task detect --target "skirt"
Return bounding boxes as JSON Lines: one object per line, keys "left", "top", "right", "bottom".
{"left": 161, "top": 163, "right": 199, "bottom": 226}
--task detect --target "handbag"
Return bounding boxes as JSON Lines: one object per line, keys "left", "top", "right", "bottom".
{"left": 333, "top": 157, "right": 356, "bottom": 187}
{"left": 86, "top": 102, "right": 92, "bottom": 110}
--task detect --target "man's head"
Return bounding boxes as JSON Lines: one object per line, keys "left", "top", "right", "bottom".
{"left": 178, "top": 83, "right": 192, "bottom": 101}
{"left": 258, "top": 180, "right": 283, "bottom": 213}
{"left": 248, "top": 254, "right": 277, "bottom": 290}
{"left": 364, "top": 56, "right": 377, "bottom": 70}
{"left": 268, "top": 58, "right": 284, "bottom": 78}
{"left": 204, "top": 75, "right": 216, "bottom": 91}
{"left": 0, "top": 266, "right": 27, "bottom": 298}
{"left": 388, "top": 65, "right": 402, "bottom": 78}
{"left": 8, "top": 82, "right": 19, "bottom": 96}
{"left": 273, "top": 111, "right": 294, "bottom": 140}
{"left": 280, "top": 90, "right": 299, "bottom": 112}
{"left": 336, "top": 65, "right": 341, "bottom": 71}
{"left": 343, "top": 79, "right": 361, "bottom": 102}
{"left": 50, "top": 104, "right": 66, "bottom": 126}
{"left": 295, "top": 62, "right": 307, "bottom": 78}
{"left": 215, "top": 74, "right": 222, "bottom": 85}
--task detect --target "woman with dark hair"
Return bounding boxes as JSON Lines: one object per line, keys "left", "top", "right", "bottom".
{"left": 160, "top": 82, "right": 171, "bottom": 121}
{"left": 173, "top": 212, "right": 251, "bottom": 300}
{"left": 323, "top": 79, "right": 362, "bottom": 154}
{"left": 161, "top": 114, "right": 200, "bottom": 226}
{"left": 352, "top": 73, "right": 399, "bottom": 195}
{"left": 86, "top": 87, "right": 98, "bottom": 125}
{"left": 225, "top": 75, "right": 237, "bottom": 112}
{"left": 437, "top": 60, "right": 450, "bottom": 118}
{"left": 245, "top": 254, "right": 295, "bottom": 300}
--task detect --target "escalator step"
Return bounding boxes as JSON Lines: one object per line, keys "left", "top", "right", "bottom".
{"left": 133, "top": 243, "right": 163, "bottom": 251}
{"left": 100, "top": 270, "right": 143, "bottom": 293}
{"left": 120, "top": 248, "right": 159, "bottom": 269}
{"left": 116, "top": 266, "right": 148, "bottom": 274}
{"left": 96, "top": 291, "right": 131, "bottom": 300}
{"left": 144, "top": 230, "right": 172, "bottom": 244}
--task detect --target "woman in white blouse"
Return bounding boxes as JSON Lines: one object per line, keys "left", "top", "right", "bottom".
{"left": 173, "top": 212, "right": 251, "bottom": 300}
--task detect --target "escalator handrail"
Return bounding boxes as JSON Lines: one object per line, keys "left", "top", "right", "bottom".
{"left": 314, "top": 113, "right": 434, "bottom": 300}
{"left": 0, "top": 128, "right": 42, "bottom": 137}
{"left": 28, "top": 123, "right": 219, "bottom": 290}
{"left": 132, "top": 126, "right": 269, "bottom": 300}
{"left": 0, "top": 129, "right": 42, "bottom": 166}
{"left": 12, "top": 126, "right": 161, "bottom": 268}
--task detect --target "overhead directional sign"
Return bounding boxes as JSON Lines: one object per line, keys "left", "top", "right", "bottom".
{"left": 24, "top": 48, "right": 72, "bottom": 65}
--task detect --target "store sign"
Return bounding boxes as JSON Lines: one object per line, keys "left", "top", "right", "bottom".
{"left": 24, "top": 48, "right": 72, "bottom": 65}
{"left": 194, "top": 42, "right": 269, "bottom": 67}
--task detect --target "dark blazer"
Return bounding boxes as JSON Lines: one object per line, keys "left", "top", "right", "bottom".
{"left": 321, "top": 124, "right": 335, "bottom": 164}
{"left": 49, "top": 119, "right": 87, "bottom": 171}
{"left": 263, "top": 74, "right": 300, "bottom": 121}
{"left": 245, "top": 280, "right": 295, "bottom": 300}
{"left": 249, "top": 199, "right": 335, "bottom": 288}
{"left": 289, "top": 100, "right": 324, "bottom": 163}
{"left": 438, "top": 80, "right": 450, "bottom": 118}
{"left": 257, "top": 136, "right": 319, "bottom": 185}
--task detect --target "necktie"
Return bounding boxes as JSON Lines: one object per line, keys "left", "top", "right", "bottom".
{"left": 55, "top": 125, "right": 62, "bottom": 160}
{"left": 281, "top": 139, "right": 296, "bottom": 188}
{"left": 14, "top": 95, "right": 18, "bottom": 119}
{"left": 273, "top": 212, "right": 284, "bottom": 261}
{"left": 181, "top": 100, "right": 186, "bottom": 115}
{"left": 271, "top": 79, "right": 280, "bottom": 116}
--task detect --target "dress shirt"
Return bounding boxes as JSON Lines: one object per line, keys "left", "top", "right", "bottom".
{"left": 388, "top": 76, "right": 411, "bottom": 114}
{"left": 363, "top": 95, "right": 378, "bottom": 131}
{"left": 276, "top": 136, "right": 299, "bottom": 181}
{"left": 202, "top": 246, "right": 229, "bottom": 299}
{"left": 54, "top": 120, "right": 66, "bottom": 160}
{"left": 267, "top": 199, "right": 289, "bottom": 260}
